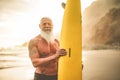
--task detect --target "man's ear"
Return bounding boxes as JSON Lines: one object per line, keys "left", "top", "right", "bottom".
{"left": 61, "top": 2, "right": 66, "bottom": 9}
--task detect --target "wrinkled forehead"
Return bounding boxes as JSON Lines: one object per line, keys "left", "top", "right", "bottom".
{"left": 40, "top": 17, "right": 53, "bottom": 24}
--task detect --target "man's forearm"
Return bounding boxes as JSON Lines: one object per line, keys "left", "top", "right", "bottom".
{"left": 32, "top": 54, "right": 57, "bottom": 67}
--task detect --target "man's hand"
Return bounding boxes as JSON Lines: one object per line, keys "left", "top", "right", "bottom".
{"left": 55, "top": 49, "right": 67, "bottom": 58}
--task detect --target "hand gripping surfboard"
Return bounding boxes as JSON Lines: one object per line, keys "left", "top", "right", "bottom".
{"left": 58, "top": 0, "right": 82, "bottom": 80}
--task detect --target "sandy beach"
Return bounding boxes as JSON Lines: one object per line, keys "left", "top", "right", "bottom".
{"left": 83, "top": 49, "right": 120, "bottom": 80}
{"left": 0, "top": 48, "right": 120, "bottom": 80}
{"left": 0, "top": 66, "right": 34, "bottom": 80}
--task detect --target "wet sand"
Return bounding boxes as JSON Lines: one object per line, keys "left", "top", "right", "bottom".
{"left": 83, "top": 50, "right": 120, "bottom": 80}
{"left": 0, "top": 66, "right": 34, "bottom": 80}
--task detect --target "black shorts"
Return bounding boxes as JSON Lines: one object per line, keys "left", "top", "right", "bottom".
{"left": 34, "top": 73, "right": 57, "bottom": 80}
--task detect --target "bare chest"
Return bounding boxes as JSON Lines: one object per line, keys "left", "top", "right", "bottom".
{"left": 37, "top": 39, "right": 59, "bottom": 57}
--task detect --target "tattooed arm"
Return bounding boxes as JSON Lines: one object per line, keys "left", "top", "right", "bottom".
{"left": 28, "top": 39, "right": 60, "bottom": 67}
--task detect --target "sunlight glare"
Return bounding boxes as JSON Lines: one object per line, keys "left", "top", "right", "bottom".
{"left": 0, "top": 0, "right": 95, "bottom": 47}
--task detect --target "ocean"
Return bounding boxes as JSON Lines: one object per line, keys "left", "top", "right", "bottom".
{"left": 0, "top": 47, "right": 34, "bottom": 80}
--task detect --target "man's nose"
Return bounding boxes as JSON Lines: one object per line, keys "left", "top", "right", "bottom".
{"left": 45, "top": 23, "right": 49, "bottom": 27}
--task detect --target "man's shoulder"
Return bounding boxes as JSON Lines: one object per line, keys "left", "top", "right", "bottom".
{"left": 29, "top": 35, "right": 40, "bottom": 45}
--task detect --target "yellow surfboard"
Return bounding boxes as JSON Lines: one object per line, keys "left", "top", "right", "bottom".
{"left": 58, "top": 0, "right": 82, "bottom": 80}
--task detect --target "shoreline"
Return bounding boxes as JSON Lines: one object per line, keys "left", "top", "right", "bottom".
{"left": 0, "top": 66, "right": 35, "bottom": 80}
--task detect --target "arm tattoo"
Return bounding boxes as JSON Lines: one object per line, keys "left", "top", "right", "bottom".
{"left": 30, "top": 49, "right": 37, "bottom": 55}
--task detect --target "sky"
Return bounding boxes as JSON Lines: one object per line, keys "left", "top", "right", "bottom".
{"left": 0, "top": 0, "right": 95, "bottom": 48}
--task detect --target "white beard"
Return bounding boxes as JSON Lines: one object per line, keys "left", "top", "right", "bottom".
{"left": 40, "top": 30, "right": 55, "bottom": 43}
